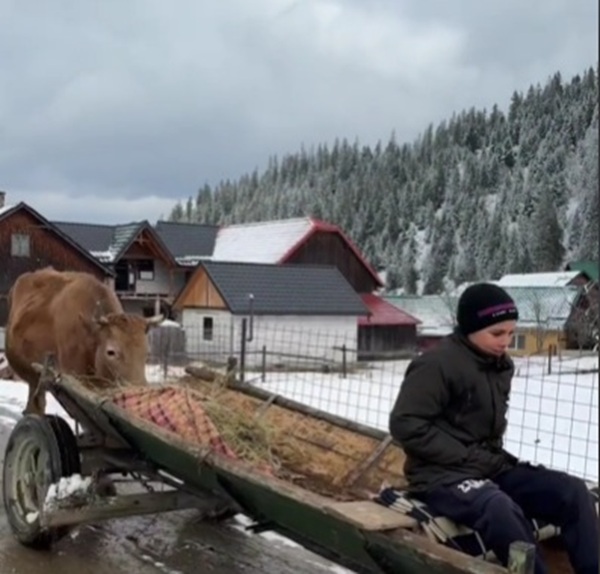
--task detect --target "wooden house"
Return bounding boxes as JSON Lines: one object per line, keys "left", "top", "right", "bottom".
{"left": 498, "top": 271, "right": 598, "bottom": 351}
{"left": 0, "top": 196, "right": 113, "bottom": 325}
{"left": 358, "top": 294, "right": 421, "bottom": 360}
{"left": 171, "top": 260, "right": 369, "bottom": 366}
{"left": 53, "top": 220, "right": 181, "bottom": 316}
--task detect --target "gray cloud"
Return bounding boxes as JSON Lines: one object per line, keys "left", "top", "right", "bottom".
{"left": 0, "top": 0, "right": 596, "bottom": 223}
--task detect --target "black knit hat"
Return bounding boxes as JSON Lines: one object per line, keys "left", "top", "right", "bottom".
{"left": 457, "top": 283, "right": 519, "bottom": 336}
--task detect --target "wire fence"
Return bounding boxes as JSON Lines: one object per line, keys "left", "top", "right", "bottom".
{"left": 149, "top": 319, "right": 599, "bottom": 483}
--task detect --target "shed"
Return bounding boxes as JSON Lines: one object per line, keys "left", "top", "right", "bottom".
{"left": 357, "top": 294, "right": 421, "bottom": 360}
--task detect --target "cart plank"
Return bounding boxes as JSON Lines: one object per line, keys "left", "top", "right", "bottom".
{"left": 322, "top": 500, "right": 417, "bottom": 531}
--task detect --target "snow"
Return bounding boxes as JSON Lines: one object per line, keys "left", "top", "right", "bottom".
{"left": 44, "top": 473, "right": 94, "bottom": 511}
{"left": 26, "top": 511, "right": 39, "bottom": 523}
{"left": 175, "top": 255, "right": 211, "bottom": 266}
{"left": 145, "top": 364, "right": 187, "bottom": 383}
{"left": 0, "top": 380, "right": 72, "bottom": 426}
{"left": 211, "top": 217, "right": 313, "bottom": 263}
{"left": 90, "top": 249, "right": 117, "bottom": 263}
{"left": 0, "top": 203, "right": 15, "bottom": 216}
{"left": 159, "top": 319, "right": 182, "bottom": 328}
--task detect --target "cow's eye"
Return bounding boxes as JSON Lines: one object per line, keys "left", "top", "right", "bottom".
{"left": 106, "top": 348, "right": 117, "bottom": 358}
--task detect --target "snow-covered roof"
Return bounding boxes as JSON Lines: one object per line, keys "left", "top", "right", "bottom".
{"left": 385, "top": 295, "right": 457, "bottom": 337}
{"left": 175, "top": 255, "right": 209, "bottom": 267}
{"left": 211, "top": 217, "right": 314, "bottom": 263}
{"left": 389, "top": 284, "right": 581, "bottom": 336}
{"left": 503, "top": 286, "right": 580, "bottom": 330}
{"left": 90, "top": 249, "right": 118, "bottom": 263}
{"left": 497, "top": 271, "right": 581, "bottom": 288}
{"left": 0, "top": 204, "right": 15, "bottom": 217}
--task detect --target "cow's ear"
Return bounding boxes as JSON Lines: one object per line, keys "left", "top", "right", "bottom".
{"left": 145, "top": 314, "right": 164, "bottom": 333}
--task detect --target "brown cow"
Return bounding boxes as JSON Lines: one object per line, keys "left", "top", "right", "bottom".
{"left": 5, "top": 268, "right": 163, "bottom": 415}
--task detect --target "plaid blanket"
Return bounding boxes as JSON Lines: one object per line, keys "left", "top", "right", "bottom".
{"left": 376, "top": 482, "right": 599, "bottom": 563}
{"left": 111, "top": 386, "right": 238, "bottom": 459}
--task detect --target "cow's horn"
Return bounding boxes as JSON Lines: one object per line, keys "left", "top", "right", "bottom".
{"left": 146, "top": 314, "right": 164, "bottom": 326}
{"left": 95, "top": 315, "right": 110, "bottom": 326}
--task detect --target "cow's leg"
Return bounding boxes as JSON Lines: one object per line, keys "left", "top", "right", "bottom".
{"left": 32, "top": 388, "right": 47, "bottom": 416}
{"left": 22, "top": 376, "right": 46, "bottom": 416}
{"left": 23, "top": 382, "right": 39, "bottom": 415}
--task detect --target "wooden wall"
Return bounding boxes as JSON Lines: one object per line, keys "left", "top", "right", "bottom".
{"left": 358, "top": 324, "right": 418, "bottom": 360}
{"left": 287, "top": 231, "right": 380, "bottom": 293}
{"left": 175, "top": 267, "right": 226, "bottom": 310}
{"left": 0, "top": 209, "right": 109, "bottom": 324}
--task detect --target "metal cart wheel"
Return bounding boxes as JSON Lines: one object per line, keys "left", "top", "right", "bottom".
{"left": 2, "top": 414, "right": 81, "bottom": 548}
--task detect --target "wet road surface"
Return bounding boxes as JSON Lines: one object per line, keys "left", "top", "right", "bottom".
{"left": 0, "top": 424, "right": 353, "bottom": 574}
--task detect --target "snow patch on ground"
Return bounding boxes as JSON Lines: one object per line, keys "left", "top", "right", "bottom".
{"left": 44, "top": 473, "right": 95, "bottom": 511}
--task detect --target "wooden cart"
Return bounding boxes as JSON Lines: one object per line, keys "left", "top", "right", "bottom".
{"left": 2, "top": 364, "right": 578, "bottom": 574}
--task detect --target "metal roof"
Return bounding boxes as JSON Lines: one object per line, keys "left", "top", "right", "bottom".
{"left": 359, "top": 294, "right": 421, "bottom": 326}
{"left": 154, "top": 220, "right": 219, "bottom": 263}
{"left": 197, "top": 260, "right": 369, "bottom": 316}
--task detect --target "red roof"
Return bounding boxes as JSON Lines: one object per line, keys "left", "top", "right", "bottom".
{"left": 358, "top": 294, "right": 421, "bottom": 326}
{"left": 279, "top": 217, "right": 384, "bottom": 288}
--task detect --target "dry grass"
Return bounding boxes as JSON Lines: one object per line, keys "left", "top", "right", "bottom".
{"left": 181, "top": 375, "right": 407, "bottom": 499}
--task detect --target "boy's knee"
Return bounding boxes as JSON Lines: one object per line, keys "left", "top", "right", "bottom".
{"left": 477, "top": 491, "right": 529, "bottom": 530}
{"left": 487, "top": 491, "right": 525, "bottom": 517}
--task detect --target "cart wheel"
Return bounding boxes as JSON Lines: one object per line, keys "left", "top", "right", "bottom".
{"left": 2, "top": 414, "right": 81, "bottom": 548}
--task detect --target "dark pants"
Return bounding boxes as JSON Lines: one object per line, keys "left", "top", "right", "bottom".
{"left": 419, "top": 464, "right": 598, "bottom": 574}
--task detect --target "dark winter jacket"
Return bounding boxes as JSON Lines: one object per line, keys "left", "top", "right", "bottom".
{"left": 389, "top": 330, "right": 519, "bottom": 493}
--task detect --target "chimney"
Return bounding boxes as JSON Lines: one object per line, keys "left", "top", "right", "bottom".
{"left": 0, "top": 191, "right": 5, "bottom": 208}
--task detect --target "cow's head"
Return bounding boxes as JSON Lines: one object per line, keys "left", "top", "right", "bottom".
{"left": 81, "top": 312, "right": 163, "bottom": 385}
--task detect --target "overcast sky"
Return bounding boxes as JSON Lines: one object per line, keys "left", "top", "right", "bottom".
{"left": 0, "top": 0, "right": 597, "bottom": 224}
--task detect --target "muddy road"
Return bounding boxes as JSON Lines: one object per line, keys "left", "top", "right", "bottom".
{"left": 0, "top": 424, "right": 352, "bottom": 574}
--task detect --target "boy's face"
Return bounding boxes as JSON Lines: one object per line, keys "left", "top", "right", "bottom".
{"left": 468, "top": 320, "right": 518, "bottom": 357}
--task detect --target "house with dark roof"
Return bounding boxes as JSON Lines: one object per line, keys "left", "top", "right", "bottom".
{"left": 172, "top": 260, "right": 369, "bottom": 366}
{"left": 0, "top": 194, "right": 113, "bottom": 325}
{"left": 53, "top": 219, "right": 181, "bottom": 316}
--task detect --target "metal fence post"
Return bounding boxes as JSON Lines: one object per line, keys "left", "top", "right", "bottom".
{"left": 342, "top": 344, "right": 347, "bottom": 379}
{"left": 240, "top": 318, "right": 247, "bottom": 385}
{"left": 261, "top": 345, "right": 266, "bottom": 382}
{"left": 508, "top": 541, "right": 535, "bottom": 574}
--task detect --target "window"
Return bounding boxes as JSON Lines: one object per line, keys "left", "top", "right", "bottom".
{"left": 11, "top": 233, "right": 30, "bottom": 257}
{"left": 203, "top": 317, "right": 213, "bottom": 341}
{"left": 508, "top": 334, "right": 526, "bottom": 350}
{"left": 137, "top": 259, "right": 155, "bottom": 281}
